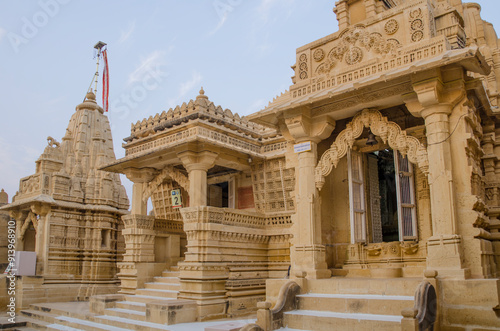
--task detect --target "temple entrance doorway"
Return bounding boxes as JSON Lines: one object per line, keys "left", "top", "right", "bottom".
{"left": 348, "top": 148, "right": 417, "bottom": 244}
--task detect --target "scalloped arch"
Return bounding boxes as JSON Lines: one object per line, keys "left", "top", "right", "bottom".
{"left": 142, "top": 165, "right": 190, "bottom": 203}
{"left": 315, "top": 109, "right": 429, "bottom": 190}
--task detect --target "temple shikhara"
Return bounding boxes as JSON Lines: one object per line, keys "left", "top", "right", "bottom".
{"left": 1, "top": 0, "right": 500, "bottom": 330}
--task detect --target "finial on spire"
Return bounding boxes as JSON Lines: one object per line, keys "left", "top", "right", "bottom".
{"left": 85, "top": 91, "right": 96, "bottom": 101}
{"left": 196, "top": 86, "right": 208, "bottom": 100}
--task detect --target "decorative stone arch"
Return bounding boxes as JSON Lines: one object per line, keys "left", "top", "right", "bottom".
{"left": 315, "top": 109, "right": 429, "bottom": 190}
{"left": 142, "top": 165, "right": 190, "bottom": 203}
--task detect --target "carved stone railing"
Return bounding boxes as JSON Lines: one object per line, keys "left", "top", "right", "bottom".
{"left": 180, "top": 206, "right": 293, "bottom": 230}
{"left": 122, "top": 214, "right": 155, "bottom": 230}
{"left": 261, "top": 141, "right": 288, "bottom": 155}
{"left": 153, "top": 218, "right": 184, "bottom": 234}
{"left": 125, "top": 126, "right": 262, "bottom": 157}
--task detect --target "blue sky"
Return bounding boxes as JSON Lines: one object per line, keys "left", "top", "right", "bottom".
{"left": 0, "top": 0, "right": 499, "bottom": 201}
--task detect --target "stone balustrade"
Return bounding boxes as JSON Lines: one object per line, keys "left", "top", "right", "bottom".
{"left": 180, "top": 206, "right": 292, "bottom": 229}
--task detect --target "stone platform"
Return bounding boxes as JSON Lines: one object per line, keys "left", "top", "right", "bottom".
{"left": 11, "top": 301, "right": 255, "bottom": 331}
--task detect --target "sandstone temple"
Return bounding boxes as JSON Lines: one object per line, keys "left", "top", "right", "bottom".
{"left": 2, "top": 0, "right": 500, "bottom": 330}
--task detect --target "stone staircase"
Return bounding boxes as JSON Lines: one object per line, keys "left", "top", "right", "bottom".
{"left": 282, "top": 277, "right": 420, "bottom": 330}
{"left": 18, "top": 267, "right": 186, "bottom": 330}
{"left": 104, "top": 268, "right": 181, "bottom": 321}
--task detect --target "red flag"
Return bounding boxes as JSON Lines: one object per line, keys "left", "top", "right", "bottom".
{"left": 102, "top": 49, "right": 109, "bottom": 112}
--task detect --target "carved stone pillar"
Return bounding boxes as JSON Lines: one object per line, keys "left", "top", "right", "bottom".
{"left": 131, "top": 183, "right": 147, "bottom": 215}
{"left": 406, "top": 77, "right": 468, "bottom": 278}
{"left": 118, "top": 214, "right": 156, "bottom": 294}
{"left": 178, "top": 150, "right": 218, "bottom": 207}
{"left": 176, "top": 148, "right": 224, "bottom": 320}
{"left": 284, "top": 109, "right": 335, "bottom": 279}
{"left": 11, "top": 210, "right": 27, "bottom": 251}
{"left": 119, "top": 168, "right": 157, "bottom": 294}
{"left": 31, "top": 202, "right": 51, "bottom": 275}
{"left": 124, "top": 167, "right": 157, "bottom": 215}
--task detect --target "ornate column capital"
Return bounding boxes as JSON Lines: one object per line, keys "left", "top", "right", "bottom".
{"left": 30, "top": 202, "right": 51, "bottom": 216}
{"left": 123, "top": 167, "right": 158, "bottom": 183}
{"left": 178, "top": 150, "right": 218, "bottom": 172}
{"left": 283, "top": 108, "right": 335, "bottom": 144}
{"left": 404, "top": 75, "right": 466, "bottom": 118}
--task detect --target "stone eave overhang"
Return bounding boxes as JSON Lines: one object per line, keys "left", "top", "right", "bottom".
{"left": 0, "top": 194, "right": 128, "bottom": 215}
{"left": 249, "top": 45, "right": 490, "bottom": 126}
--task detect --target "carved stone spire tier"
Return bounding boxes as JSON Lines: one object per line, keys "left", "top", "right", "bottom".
{"left": 1, "top": 90, "right": 129, "bottom": 307}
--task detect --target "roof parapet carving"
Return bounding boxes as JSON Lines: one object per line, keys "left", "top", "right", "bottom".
{"left": 124, "top": 88, "right": 278, "bottom": 144}
{"left": 315, "top": 109, "right": 429, "bottom": 190}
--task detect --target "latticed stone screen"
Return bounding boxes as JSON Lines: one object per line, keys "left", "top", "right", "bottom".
{"left": 151, "top": 180, "right": 183, "bottom": 221}
{"left": 251, "top": 157, "right": 295, "bottom": 213}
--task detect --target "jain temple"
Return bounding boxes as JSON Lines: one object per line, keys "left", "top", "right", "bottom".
{"left": 1, "top": 0, "right": 500, "bottom": 330}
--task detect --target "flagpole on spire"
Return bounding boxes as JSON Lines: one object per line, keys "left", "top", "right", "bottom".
{"left": 91, "top": 41, "right": 107, "bottom": 94}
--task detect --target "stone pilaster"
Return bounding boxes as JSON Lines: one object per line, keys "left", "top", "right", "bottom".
{"left": 406, "top": 77, "right": 469, "bottom": 278}
{"left": 284, "top": 109, "right": 335, "bottom": 279}
{"left": 333, "top": 0, "right": 349, "bottom": 31}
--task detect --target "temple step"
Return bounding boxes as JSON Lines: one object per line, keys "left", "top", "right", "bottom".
{"left": 114, "top": 300, "right": 146, "bottom": 312}
{"left": 144, "top": 281, "right": 181, "bottom": 291}
{"left": 297, "top": 293, "right": 413, "bottom": 315}
{"left": 284, "top": 310, "right": 402, "bottom": 331}
{"left": 134, "top": 288, "right": 178, "bottom": 298}
{"left": 102, "top": 307, "right": 147, "bottom": 322}
{"left": 154, "top": 276, "right": 180, "bottom": 284}
{"left": 278, "top": 277, "right": 420, "bottom": 330}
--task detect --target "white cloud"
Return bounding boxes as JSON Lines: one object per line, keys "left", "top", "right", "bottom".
{"left": 179, "top": 71, "right": 202, "bottom": 97}
{"left": 209, "top": 0, "right": 236, "bottom": 35}
{"left": 127, "top": 50, "right": 166, "bottom": 85}
{"left": 209, "top": 14, "right": 228, "bottom": 36}
{"left": 257, "top": 0, "right": 295, "bottom": 24}
{"left": 167, "top": 71, "right": 203, "bottom": 108}
{"left": 118, "top": 20, "right": 136, "bottom": 44}
{"left": 0, "top": 27, "right": 6, "bottom": 43}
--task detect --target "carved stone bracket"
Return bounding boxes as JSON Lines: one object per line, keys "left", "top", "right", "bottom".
{"left": 18, "top": 211, "right": 37, "bottom": 240}
{"left": 315, "top": 108, "right": 429, "bottom": 190}
{"left": 142, "top": 165, "right": 189, "bottom": 203}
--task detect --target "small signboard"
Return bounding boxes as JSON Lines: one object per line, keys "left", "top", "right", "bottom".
{"left": 171, "top": 189, "right": 183, "bottom": 208}
{"left": 294, "top": 141, "right": 312, "bottom": 153}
